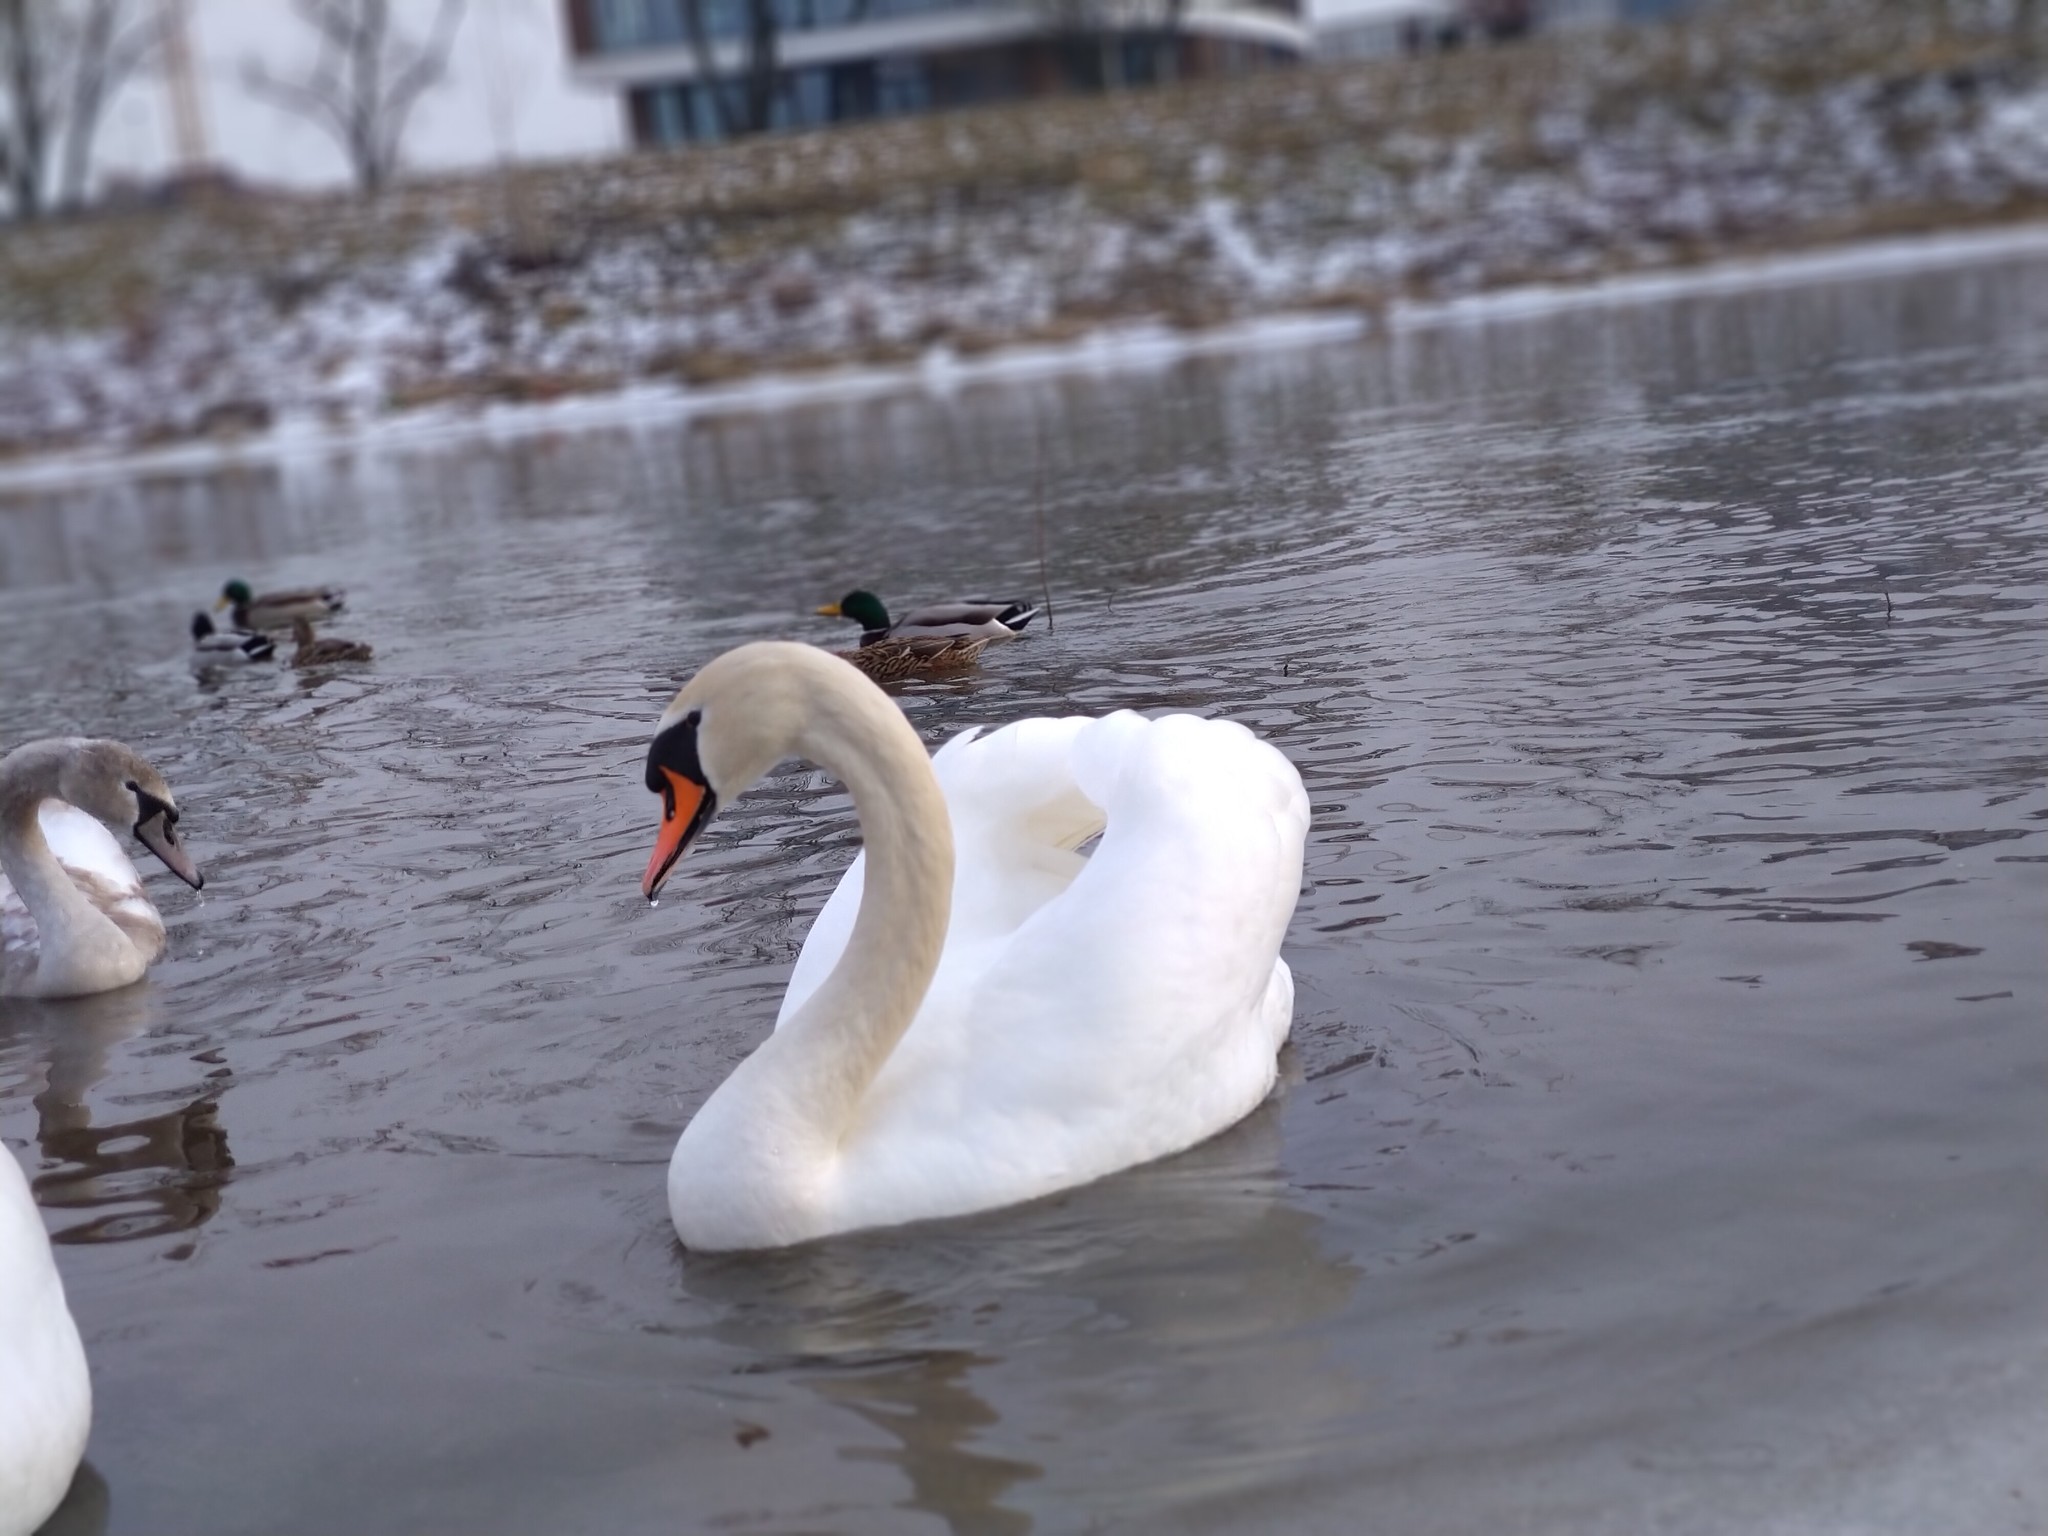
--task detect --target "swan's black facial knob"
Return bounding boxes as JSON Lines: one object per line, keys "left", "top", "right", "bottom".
{"left": 645, "top": 709, "right": 705, "bottom": 793}
{"left": 127, "top": 780, "right": 203, "bottom": 890}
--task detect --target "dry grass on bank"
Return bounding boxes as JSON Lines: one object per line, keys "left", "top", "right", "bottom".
{"left": 0, "top": 0, "right": 2042, "bottom": 457}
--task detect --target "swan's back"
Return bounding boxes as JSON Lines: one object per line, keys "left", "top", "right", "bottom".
{"left": 0, "top": 1150, "right": 91, "bottom": 1536}
{"left": 0, "top": 803, "right": 165, "bottom": 993}
{"left": 788, "top": 710, "right": 1309, "bottom": 1230}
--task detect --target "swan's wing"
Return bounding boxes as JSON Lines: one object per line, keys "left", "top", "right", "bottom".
{"left": 969, "top": 710, "right": 1307, "bottom": 1074}
{"left": 37, "top": 802, "right": 166, "bottom": 959}
{"left": 861, "top": 712, "right": 1308, "bottom": 1184}
{"left": 1, "top": 874, "right": 39, "bottom": 987}
{"left": 40, "top": 802, "right": 142, "bottom": 889}
{"left": 776, "top": 718, "right": 1103, "bottom": 1029}
{"left": 778, "top": 849, "right": 864, "bottom": 1029}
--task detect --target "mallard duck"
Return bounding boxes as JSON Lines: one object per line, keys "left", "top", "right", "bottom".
{"left": 188, "top": 611, "right": 275, "bottom": 669}
{"left": 818, "top": 590, "right": 1039, "bottom": 646}
{"left": 637, "top": 641, "right": 1308, "bottom": 1250}
{"left": 289, "top": 616, "right": 372, "bottom": 667}
{"left": 215, "top": 579, "right": 345, "bottom": 633}
{"left": 0, "top": 737, "right": 205, "bottom": 998}
{"left": 834, "top": 634, "right": 990, "bottom": 683}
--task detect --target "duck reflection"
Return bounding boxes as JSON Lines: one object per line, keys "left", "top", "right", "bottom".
{"left": 683, "top": 1095, "right": 1359, "bottom": 1534}
{"left": 2, "top": 988, "right": 234, "bottom": 1245}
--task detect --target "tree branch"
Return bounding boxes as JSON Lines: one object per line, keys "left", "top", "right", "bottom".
{"left": 293, "top": 0, "right": 362, "bottom": 49}
{"left": 243, "top": 55, "right": 355, "bottom": 145}
{"left": 61, "top": 0, "right": 167, "bottom": 206}
{"left": 677, "top": 0, "right": 743, "bottom": 139}
{"left": 377, "top": 0, "right": 465, "bottom": 172}
{"left": 0, "top": 0, "right": 66, "bottom": 217}
{"left": 242, "top": 0, "right": 464, "bottom": 196}
{"left": 104, "top": 6, "right": 169, "bottom": 84}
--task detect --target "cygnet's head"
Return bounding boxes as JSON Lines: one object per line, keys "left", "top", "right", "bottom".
{"left": 53, "top": 739, "right": 204, "bottom": 890}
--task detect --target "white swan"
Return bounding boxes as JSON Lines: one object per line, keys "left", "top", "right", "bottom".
{"left": 0, "top": 739, "right": 204, "bottom": 1000}
{"left": 0, "top": 1147, "right": 91, "bottom": 1536}
{"left": 640, "top": 642, "right": 1309, "bottom": 1251}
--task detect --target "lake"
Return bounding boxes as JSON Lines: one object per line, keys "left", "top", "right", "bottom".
{"left": 2, "top": 244, "right": 2044, "bottom": 1534}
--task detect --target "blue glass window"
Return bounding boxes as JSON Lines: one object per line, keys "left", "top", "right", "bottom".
{"left": 594, "top": 0, "right": 1000, "bottom": 48}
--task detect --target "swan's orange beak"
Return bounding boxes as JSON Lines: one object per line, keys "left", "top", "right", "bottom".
{"left": 644, "top": 767, "right": 713, "bottom": 900}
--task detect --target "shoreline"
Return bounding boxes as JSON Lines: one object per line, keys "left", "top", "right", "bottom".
{"left": 4, "top": 218, "right": 2047, "bottom": 497}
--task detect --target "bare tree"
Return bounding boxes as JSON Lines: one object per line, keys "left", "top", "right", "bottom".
{"left": 60, "top": 0, "right": 166, "bottom": 205}
{"left": 1, "top": 0, "right": 66, "bottom": 217}
{"left": 677, "top": 0, "right": 784, "bottom": 139}
{"left": 244, "top": 0, "right": 467, "bottom": 195}
{"left": 0, "top": 0, "right": 161, "bottom": 218}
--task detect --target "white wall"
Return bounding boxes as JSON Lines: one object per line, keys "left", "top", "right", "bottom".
{"left": 91, "top": 0, "right": 623, "bottom": 195}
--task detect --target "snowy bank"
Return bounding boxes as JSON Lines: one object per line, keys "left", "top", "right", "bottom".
{"left": 7, "top": 220, "right": 2046, "bottom": 495}
{"left": 1, "top": 0, "right": 2044, "bottom": 467}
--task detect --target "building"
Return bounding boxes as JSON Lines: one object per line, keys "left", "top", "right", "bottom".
{"left": 564, "top": 0, "right": 1308, "bottom": 148}
{"left": 80, "top": 0, "right": 619, "bottom": 201}
{"left": 564, "top": 0, "right": 1675, "bottom": 146}
{"left": 1308, "top": 0, "right": 1461, "bottom": 59}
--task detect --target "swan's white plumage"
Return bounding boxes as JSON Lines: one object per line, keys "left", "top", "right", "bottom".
{"left": 0, "top": 1149, "right": 91, "bottom": 1536}
{"left": 1, "top": 803, "right": 167, "bottom": 996}
{"left": 31, "top": 803, "right": 162, "bottom": 941}
{"left": 680, "top": 690, "right": 1308, "bottom": 1247}
{"left": 1, "top": 738, "right": 197, "bottom": 999}
{"left": 32, "top": 804, "right": 134, "bottom": 888}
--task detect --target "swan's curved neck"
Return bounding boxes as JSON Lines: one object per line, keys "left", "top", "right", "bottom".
{"left": 762, "top": 671, "right": 955, "bottom": 1150}
{"left": 0, "top": 747, "right": 128, "bottom": 992}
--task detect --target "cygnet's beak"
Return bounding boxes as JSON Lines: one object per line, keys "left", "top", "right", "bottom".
{"left": 814, "top": 602, "right": 842, "bottom": 617}
{"left": 644, "top": 768, "right": 716, "bottom": 900}
{"left": 135, "top": 812, "right": 204, "bottom": 890}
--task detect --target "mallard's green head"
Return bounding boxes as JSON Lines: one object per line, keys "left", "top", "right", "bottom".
{"left": 817, "top": 590, "right": 891, "bottom": 632}
{"left": 217, "top": 579, "right": 253, "bottom": 612}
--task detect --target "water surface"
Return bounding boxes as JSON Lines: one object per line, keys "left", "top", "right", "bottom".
{"left": 3, "top": 250, "right": 2045, "bottom": 1535}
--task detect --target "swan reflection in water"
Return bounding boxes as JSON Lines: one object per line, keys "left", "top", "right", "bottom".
{"left": 36, "top": 1459, "right": 110, "bottom": 1536}
{"left": 681, "top": 1091, "right": 1360, "bottom": 1534}
{"left": 1, "top": 987, "right": 234, "bottom": 1247}
{"left": 796, "top": 1348, "right": 1040, "bottom": 1536}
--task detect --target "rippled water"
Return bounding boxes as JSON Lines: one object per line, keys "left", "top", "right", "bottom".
{"left": 3, "top": 250, "right": 2045, "bottom": 1535}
